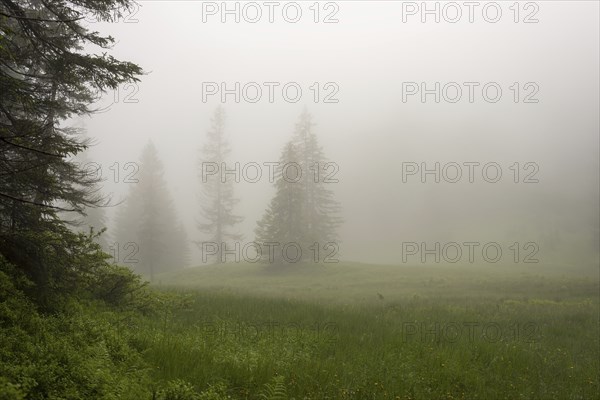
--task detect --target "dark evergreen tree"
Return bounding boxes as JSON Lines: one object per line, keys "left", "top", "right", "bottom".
{"left": 0, "top": 0, "right": 142, "bottom": 301}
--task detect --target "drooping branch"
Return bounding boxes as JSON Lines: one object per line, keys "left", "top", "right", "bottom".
{"left": 0, "top": 191, "right": 79, "bottom": 212}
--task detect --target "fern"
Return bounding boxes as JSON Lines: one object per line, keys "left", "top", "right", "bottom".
{"left": 259, "top": 376, "right": 288, "bottom": 400}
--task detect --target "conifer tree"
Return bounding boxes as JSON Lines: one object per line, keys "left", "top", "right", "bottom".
{"left": 255, "top": 110, "right": 342, "bottom": 264}
{"left": 291, "top": 109, "right": 342, "bottom": 245}
{"left": 0, "top": 0, "right": 142, "bottom": 296}
{"left": 255, "top": 142, "right": 307, "bottom": 262}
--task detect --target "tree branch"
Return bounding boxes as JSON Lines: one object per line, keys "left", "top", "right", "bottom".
{"left": 0, "top": 191, "right": 79, "bottom": 212}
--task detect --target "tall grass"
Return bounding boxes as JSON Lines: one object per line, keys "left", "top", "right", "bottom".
{"left": 136, "top": 263, "right": 599, "bottom": 399}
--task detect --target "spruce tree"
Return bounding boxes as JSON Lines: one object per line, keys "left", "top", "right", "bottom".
{"left": 255, "top": 142, "right": 307, "bottom": 262}
{"left": 0, "top": 0, "right": 142, "bottom": 297}
{"left": 291, "top": 109, "right": 342, "bottom": 245}
{"left": 255, "top": 110, "right": 342, "bottom": 264}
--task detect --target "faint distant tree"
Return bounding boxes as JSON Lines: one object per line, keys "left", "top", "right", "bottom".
{"left": 255, "top": 142, "right": 307, "bottom": 262}
{"left": 197, "top": 107, "right": 243, "bottom": 263}
{"left": 291, "top": 109, "right": 342, "bottom": 245}
{"left": 114, "top": 142, "right": 189, "bottom": 280}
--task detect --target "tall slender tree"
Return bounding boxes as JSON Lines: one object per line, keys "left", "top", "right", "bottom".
{"left": 197, "top": 106, "right": 243, "bottom": 263}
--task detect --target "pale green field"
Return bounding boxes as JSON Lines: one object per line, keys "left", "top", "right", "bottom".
{"left": 155, "top": 261, "right": 598, "bottom": 305}
{"left": 141, "top": 262, "right": 600, "bottom": 399}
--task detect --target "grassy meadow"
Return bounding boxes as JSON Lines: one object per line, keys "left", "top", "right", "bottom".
{"left": 129, "top": 262, "right": 600, "bottom": 399}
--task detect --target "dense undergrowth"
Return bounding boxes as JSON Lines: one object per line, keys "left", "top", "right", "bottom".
{"left": 2, "top": 250, "right": 598, "bottom": 399}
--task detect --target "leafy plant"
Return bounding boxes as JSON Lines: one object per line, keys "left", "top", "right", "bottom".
{"left": 156, "top": 380, "right": 200, "bottom": 400}
{"left": 259, "top": 376, "right": 288, "bottom": 400}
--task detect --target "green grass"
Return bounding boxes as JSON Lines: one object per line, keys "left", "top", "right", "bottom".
{"left": 131, "top": 262, "right": 600, "bottom": 399}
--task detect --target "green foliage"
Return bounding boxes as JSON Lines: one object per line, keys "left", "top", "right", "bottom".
{"left": 0, "top": 2, "right": 190, "bottom": 399}
{"left": 197, "top": 383, "right": 230, "bottom": 400}
{"left": 0, "top": 377, "right": 26, "bottom": 400}
{"left": 3, "top": 251, "right": 599, "bottom": 399}
{"left": 259, "top": 377, "right": 288, "bottom": 400}
{"left": 0, "top": 254, "right": 157, "bottom": 400}
{"left": 0, "top": 257, "right": 34, "bottom": 323}
{"left": 156, "top": 380, "right": 200, "bottom": 400}
{"left": 90, "top": 264, "right": 152, "bottom": 311}
{"left": 0, "top": 0, "right": 142, "bottom": 303}
{"left": 154, "top": 381, "right": 231, "bottom": 400}
{"left": 1, "top": 224, "right": 141, "bottom": 311}
{"left": 143, "top": 266, "right": 599, "bottom": 400}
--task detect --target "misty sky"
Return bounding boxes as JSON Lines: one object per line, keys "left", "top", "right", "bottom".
{"left": 79, "top": 1, "right": 599, "bottom": 266}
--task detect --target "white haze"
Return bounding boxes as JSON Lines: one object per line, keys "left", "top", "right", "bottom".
{"left": 79, "top": 1, "right": 599, "bottom": 267}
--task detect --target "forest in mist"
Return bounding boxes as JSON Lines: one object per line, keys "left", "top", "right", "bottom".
{"left": 72, "top": 1, "right": 599, "bottom": 270}
{"left": 0, "top": 1, "right": 598, "bottom": 399}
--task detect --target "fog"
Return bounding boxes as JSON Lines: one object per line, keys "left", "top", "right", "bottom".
{"left": 80, "top": 1, "right": 599, "bottom": 268}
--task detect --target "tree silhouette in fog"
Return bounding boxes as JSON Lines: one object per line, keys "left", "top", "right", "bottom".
{"left": 255, "top": 110, "right": 342, "bottom": 264}
{"left": 196, "top": 106, "right": 243, "bottom": 264}
{"left": 114, "top": 142, "right": 189, "bottom": 279}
